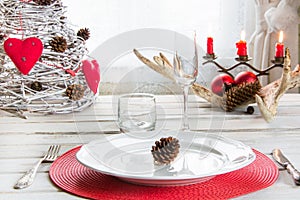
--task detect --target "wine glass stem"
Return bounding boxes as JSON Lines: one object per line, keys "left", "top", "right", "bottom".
{"left": 182, "top": 85, "right": 190, "bottom": 130}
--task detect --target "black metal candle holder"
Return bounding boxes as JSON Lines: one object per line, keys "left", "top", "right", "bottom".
{"left": 203, "top": 54, "right": 284, "bottom": 78}
{"left": 203, "top": 53, "right": 217, "bottom": 61}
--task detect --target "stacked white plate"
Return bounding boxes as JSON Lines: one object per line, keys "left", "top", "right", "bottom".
{"left": 76, "top": 130, "right": 255, "bottom": 186}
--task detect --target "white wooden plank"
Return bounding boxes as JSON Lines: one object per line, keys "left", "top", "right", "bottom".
{"left": 1, "top": 109, "right": 299, "bottom": 127}
{"left": 1, "top": 94, "right": 300, "bottom": 199}
{"left": 0, "top": 173, "right": 59, "bottom": 193}
{"left": 0, "top": 159, "right": 53, "bottom": 173}
{"left": 0, "top": 193, "right": 84, "bottom": 200}
{"left": 0, "top": 144, "right": 74, "bottom": 159}
{"left": 0, "top": 112, "right": 300, "bottom": 134}
{"left": 0, "top": 134, "right": 99, "bottom": 145}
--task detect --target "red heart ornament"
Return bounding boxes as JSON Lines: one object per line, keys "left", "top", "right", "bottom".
{"left": 4, "top": 37, "right": 43, "bottom": 75}
{"left": 82, "top": 59, "right": 100, "bottom": 94}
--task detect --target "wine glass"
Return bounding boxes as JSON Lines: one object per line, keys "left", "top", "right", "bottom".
{"left": 173, "top": 35, "right": 198, "bottom": 131}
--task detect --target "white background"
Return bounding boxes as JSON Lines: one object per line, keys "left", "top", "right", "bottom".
{"left": 63, "top": 0, "right": 254, "bottom": 57}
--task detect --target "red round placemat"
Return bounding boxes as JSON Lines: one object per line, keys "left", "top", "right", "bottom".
{"left": 50, "top": 146, "right": 278, "bottom": 200}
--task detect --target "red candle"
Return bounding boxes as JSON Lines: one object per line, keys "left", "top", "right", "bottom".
{"left": 275, "top": 31, "right": 284, "bottom": 58}
{"left": 236, "top": 41, "right": 247, "bottom": 56}
{"left": 207, "top": 37, "right": 214, "bottom": 55}
{"left": 236, "top": 30, "right": 247, "bottom": 56}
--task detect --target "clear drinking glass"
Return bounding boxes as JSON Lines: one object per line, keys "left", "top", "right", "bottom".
{"left": 173, "top": 35, "right": 198, "bottom": 131}
{"left": 118, "top": 93, "right": 156, "bottom": 132}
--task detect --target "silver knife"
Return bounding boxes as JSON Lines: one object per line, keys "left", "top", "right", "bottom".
{"left": 272, "top": 149, "right": 300, "bottom": 185}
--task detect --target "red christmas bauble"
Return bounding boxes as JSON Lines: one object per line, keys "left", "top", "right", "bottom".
{"left": 211, "top": 74, "right": 235, "bottom": 96}
{"left": 235, "top": 71, "right": 257, "bottom": 85}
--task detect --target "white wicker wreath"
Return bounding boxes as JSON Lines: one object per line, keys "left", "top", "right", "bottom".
{"left": 0, "top": 0, "right": 97, "bottom": 117}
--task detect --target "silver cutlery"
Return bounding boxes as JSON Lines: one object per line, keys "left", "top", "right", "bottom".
{"left": 272, "top": 148, "right": 300, "bottom": 185}
{"left": 14, "top": 145, "right": 61, "bottom": 189}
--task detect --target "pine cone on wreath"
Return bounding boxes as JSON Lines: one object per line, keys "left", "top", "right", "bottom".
{"left": 49, "top": 36, "right": 67, "bottom": 53}
{"left": 30, "top": 81, "right": 43, "bottom": 92}
{"left": 77, "top": 28, "right": 90, "bottom": 41}
{"left": 0, "top": 34, "right": 5, "bottom": 41}
{"left": 66, "top": 84, "right": 85, "bottom": 101}
{"left": 33, "top": 0, "right": 56, "bottom": 6}
{"left": 222, "top": 80, "right": 261, "bottom": 111}
{"left": 151, "top": 137, "right": 180, "bottom": 165}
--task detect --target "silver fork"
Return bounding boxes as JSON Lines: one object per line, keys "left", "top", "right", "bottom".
{"left": 14, "top": 145, "right": 61, "bottom": 189}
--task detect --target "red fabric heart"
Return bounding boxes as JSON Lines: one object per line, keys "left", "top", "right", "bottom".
{"left": 82, "top": 59, "right": 100, "bottom": 94}
{"left": 4, "top": 37, "right": 43, "bottom": 75}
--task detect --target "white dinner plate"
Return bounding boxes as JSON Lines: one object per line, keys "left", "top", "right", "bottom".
{"left": 76, "top": 131, "right": 255, "bottom": 186}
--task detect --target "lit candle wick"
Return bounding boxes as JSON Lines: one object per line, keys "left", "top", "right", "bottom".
{"left": 241, "top": 30, "right": 246, "bottom": 41}
{"left": 279, "top": 31, "right": 283, "bottom": 43}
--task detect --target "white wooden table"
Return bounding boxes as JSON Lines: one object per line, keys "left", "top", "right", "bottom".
{"left": 1, "top": 94, "right": 300, "bottom": 199}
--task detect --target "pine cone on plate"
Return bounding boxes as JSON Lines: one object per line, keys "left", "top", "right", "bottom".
{"left": 151, "top": 137, "right": 180, "bottom": 165}
{"left": 77, "top": 28, "right": 90, "bottom": 41}
{"left": 66, "top": 84, "right": 85, "bottom": 100}
{"left": 33, "top": 0, "right": 56, "bottom": 6}
{"left": 222, "top": 80, "right": 261, "bottom": 111}
{"left": 49, "top": 36, "right": 67, "bottom": 53}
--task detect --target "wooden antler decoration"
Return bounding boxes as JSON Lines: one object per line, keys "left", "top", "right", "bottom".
{"left": 255, "top": 50, "right": 300, "bottom": 122}
{"left": 133, "top": 48, "right": 300, "bottom": 122}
